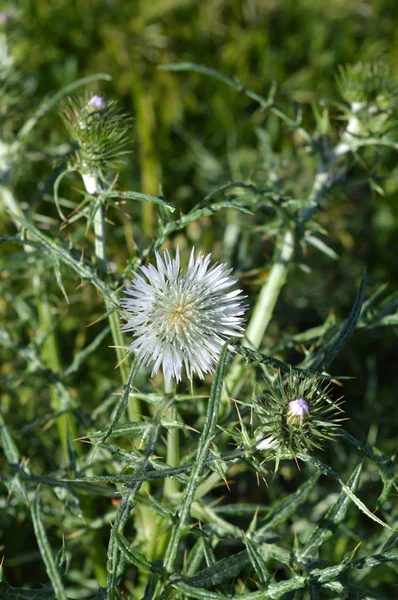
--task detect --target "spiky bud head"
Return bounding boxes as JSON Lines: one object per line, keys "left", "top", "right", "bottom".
{"left": 60, "top": 94, "right": 132, "bottom": 176}
{"left": 254, "top": 370, "right": 345, "bottom": 457}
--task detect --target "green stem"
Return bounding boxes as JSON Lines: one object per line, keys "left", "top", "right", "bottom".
{"left": 245, "top": 229, "right": 295, "bottom": 349}
{"left": 163, "top": 376, "right": 180, "bottom": 501}
{"left": 86, "top": 174, "right": 141, "bottom": 422}
{"left": 225, "top": 228, "right": 295, "bottom": 397}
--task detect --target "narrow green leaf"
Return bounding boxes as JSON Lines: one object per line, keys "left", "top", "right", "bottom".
{"left": 310, "top": 271, "right": 367, "bottom": 371}
{"left": 339, "top": 480, "right": 392, "bottom": 530}
{"left": 113, "top": 531, "right": 164, "bottom": 575}
{"left": 340, "top": 429, "right": 396, "bottom": 480}
{"left": 6, "top": 218, "right": 116, "bottom": 306}
{"left": 158, "top": 62, "right": 299, "bottom": 127}
{"left": 30, "top": 492, "right": 68, "bottom": 600}
{"left": 142, "top": 575, "right": 156, "bottom": 600}
{"left": 257, "top": 471, "right": 320, "bottom": 534}
{"left": 174, "top": 550, "right": 248, "bottom": 588}
{"left": 87, "top": 421, "right": 151, "bottom": 439}
{"left": 234, "top": 575, "right": 307, "bottom": 599}
{"left": 300, "top": 464, "right": 362, "bottom": 561}
{"left": 244, "top": 537, "right": 271, "bottom": 588}
{"left": 171, "top": 581, "right": 229, "bottom": 599}
{"left": 146, "top": 493, "right": 172, "bottom": 519}
{"left": 64, "top": 325, "right": 111, "bottom": 377}
{"left": 0, "top": 413, "right": 28, "bottom": 501}
{"left": 235, "top": 344, "right": 344, "bottom": 380}
{"left": 0, "top": 581, "right": 55, "bottom": 599}
{"left": 99, "top": 357, "right": 139, "bottom": 443}
{"left": 106, "top": 190, "right": 174, "bottom": 212}
{"left": 0, "top": 412, "right": 20, "bottom": 465}
{"left": 162, "top": 344, "right": 229, "bottom": 575}
{"left": 353, "top": 549, "right": 398, "bottom": 570}
{"left": 312, "top": 552, "right": 354, "bottom": 584}
{"left": 106, "top": 397, "right": 167, "bottom": 598}
{"left": 306, "top": 234, "right": 338, "bottom": 260}
{"left": 53, "top": 168, "right": 76, "bottom": 221}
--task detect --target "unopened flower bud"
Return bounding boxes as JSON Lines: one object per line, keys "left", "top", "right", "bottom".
{"left": 87, "top": 95, "right": 106, "bottom": 110}
{"left": 288, "top": 398, "right": 309, "bottom": 420}
{"left": 253, "top": 371, "right": 345, "bottom": 458}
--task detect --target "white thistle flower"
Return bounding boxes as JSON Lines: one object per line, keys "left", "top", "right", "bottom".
{"left": 121, "top": 248, "right": 246, "bottom": 382}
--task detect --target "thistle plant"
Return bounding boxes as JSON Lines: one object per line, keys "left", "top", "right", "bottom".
{"left": 1, "top": 41, "right": 398, "bottom": 600}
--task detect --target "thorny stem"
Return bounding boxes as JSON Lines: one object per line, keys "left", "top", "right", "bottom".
{"left": 83, "top": 172, "right": 141, "bottom": 422}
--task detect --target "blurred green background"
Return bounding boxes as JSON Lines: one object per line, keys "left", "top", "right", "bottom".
{"left": 1, "top": 0, "right": 398, "bottom": 593}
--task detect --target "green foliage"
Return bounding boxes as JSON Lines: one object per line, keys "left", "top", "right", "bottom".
{"left": 1, "top": 2, "right": 398, "bottom": 599}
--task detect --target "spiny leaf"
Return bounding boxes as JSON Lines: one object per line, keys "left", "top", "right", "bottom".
{"left": 310, "top": 271, "right": 367, "bottom": 371}
{"left": 30, "top": 492, "right": 68, "bottom": 600}
{"left": 257, "top": 471, "right": 321, "bottom": 535}
{"left": 300, "top": 464, "right": 362, "bottom": 561}
{"left": 99, "top": 357, "right": 139, "bottom": 444}
{"left": 113, "top": 531, "right": 164, "bottom": 575}
{"left": 159, "top": 62, "right": 300, "bottom": 127}
{"left": 3, "top": 219, "right": 116, "bottom": 306}
{"left": 162, "top": 344, "right": 229, "bottom": 575}
{"left": 339, "top": 479, "right": 393, "bottom": 531}
{"left": 0, "top": 581, "right": 56, "bottom": 599}
{"left": 244, "top": 537, "right": 272, "bottom": 589}
{"left": 171, "top": 581, "right": 229, "bottom": 600}
{"left": 106, "top": 190, "right": 174, "bottom": 212}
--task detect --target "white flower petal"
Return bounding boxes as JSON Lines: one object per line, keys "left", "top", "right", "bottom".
{"left": 121, "top": 247, "right": 247, "bottom": 381}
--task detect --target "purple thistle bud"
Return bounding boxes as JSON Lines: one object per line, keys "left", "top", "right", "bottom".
{"left": 87, "top": 95, "right": 106, "bottom": 109}
{"left": 288, "top": 398, "right": 309, "bottom": 419}
{"left": 0, "top": 12, "right": 10, "bottom": 24}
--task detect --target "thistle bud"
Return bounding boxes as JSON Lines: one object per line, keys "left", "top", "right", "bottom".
{"left": 254, "top": 371, "right": 345, "bottom": 458}
{"left": 60, "top": 94, "right": 132, "bottom": 177}
{"left": 288, "top": 398, "right": 309, "bottom": 420}
{"left": 87, "top": 95, "right": 106, "bottom": 110}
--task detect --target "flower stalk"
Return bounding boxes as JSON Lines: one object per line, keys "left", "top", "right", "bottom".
{"left": 225, "top": 228, "right": 295, "bottom": 396}
{"left": 163, "top": 376, "right": 180, "bottom": 501}
{"left": 81, "top": 170, "right": 141, "bottom": 422}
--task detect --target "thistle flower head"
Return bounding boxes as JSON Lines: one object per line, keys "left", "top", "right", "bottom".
{"left": 254, "top": 370, "right": 345, "bottom": 457}
{"left": 121, "top": 248, "right": 246, "bottom": 382}
{"left": 60, "top": 94, "right": 131, "bottom": 175}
